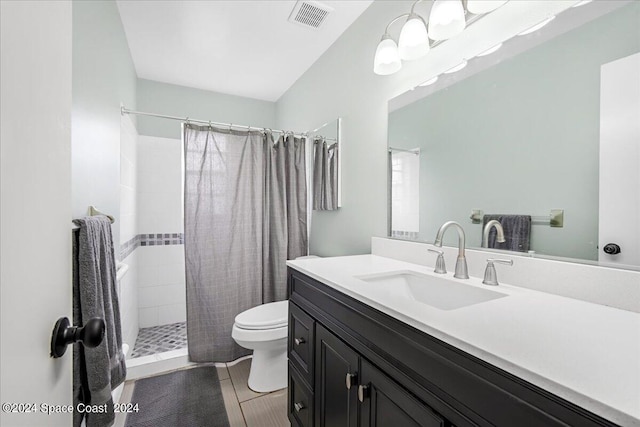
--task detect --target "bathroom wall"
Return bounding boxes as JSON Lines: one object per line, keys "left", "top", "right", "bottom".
{"left": 72, "top": 0, "right": 137, "bottom": 249}
{"left": 276, "top": 1, "right": 585, "bottom": 256}
{"left": 136, "top": 135, "right": 186, "bottom": 328}
{"left": 136, "top": 78, "right": 277, "bottom": 140}
{"left": 119, "top": 114, "right": 139, "bottom": 351}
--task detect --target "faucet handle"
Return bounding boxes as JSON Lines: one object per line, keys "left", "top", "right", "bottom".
{"left": 483, "top": 259, "right": 513, "bottom": 286}
{"left": 428, "top": 249, "right": 447, "bottom": 274}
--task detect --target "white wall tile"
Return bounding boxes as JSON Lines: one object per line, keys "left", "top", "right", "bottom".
{"left": 121, "top": 156, "right": 135, "bottom": 188}
{"left": 120, "top": 185, "right": 136, "bottom": 216}
{"left": 120, "top": 214, "right": 136, "bottom": 243}
{"left": 135, "top": 246, "right": 156, "bottom": 266}
{"left": 135, "top": 135, "right": 185, "bottom": 328}
{"left": 158, "top": 303, "right": 187, "bottom": 325}
{"left": 119, "top": 253, "right": 138, "bottom": 350}
{"left": 138, "top": 286, "right": 161, "bottom": 308}
{"left": 139, "top": 307, "right": 159, "bottom": 328}
{"left": 157, "top": 263, "right": 186, "bottom": 286}
{"left": 137, "top": 261, "right": 160, "bottom": 288}
{"left": 156, "top": 245, "right": 185, "bottom": 266}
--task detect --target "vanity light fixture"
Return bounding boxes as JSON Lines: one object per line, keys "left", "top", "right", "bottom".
{"left": 517, "top": 16, "right": 556, "bottom": 36}
{"left": 428, "top": 0, "right": 466, "bottom": 41}
{"left": 373, "top": 34, "right": 402, "bottom": 75}
{"left": 572, "top": 0, "right": 593, "bottom": 7}
{"left": 466, "top": 0, "right": 508, "bottom": 16}
{"left": 398, "top": 13, "right": 430, "bottom": 60}
{"left": 444, "top": 60, "right": 467, "bottom": 73}
{"left": 419, "top": 76, "right": 439, "bottom": 86}
{"left": 373, "top": 0, "right": 509, "bottom": 75}
{"left": 476, "top": 42, "right": 502, "bottom": 57}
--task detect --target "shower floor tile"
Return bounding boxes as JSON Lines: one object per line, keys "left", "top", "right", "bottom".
{"left": 131, "top": 322, "right": 187, "bottom": 359}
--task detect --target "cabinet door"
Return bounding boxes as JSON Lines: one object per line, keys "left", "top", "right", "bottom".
{"left": 359, "top": 360, "right": 445, "bottom": 427}
{"left": 315, "top": 324, "right": 359, "bottom": 427}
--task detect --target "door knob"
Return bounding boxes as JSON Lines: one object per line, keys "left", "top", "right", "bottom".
{"left": 50, "top": 317, "right": 105, "bottom": 358}
{"left": 603, "top": 243, "right": 621, "bottom": 255}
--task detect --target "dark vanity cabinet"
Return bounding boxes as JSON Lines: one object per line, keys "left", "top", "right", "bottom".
{"left": 287, "top": 268, "right": 619, "bottom": 427}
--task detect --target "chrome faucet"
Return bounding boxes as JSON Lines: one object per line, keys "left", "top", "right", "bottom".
{"left": 434, "top": 221, "right": 469, "bottom": 279}
{"left": 427, "top": 249, "right": 447, "bottom": 274}
{"left": 483, "top": 220, "right": 506, "bottom": 247}
{"left": 482, "top": 258, "right": 513, "bottom": 286}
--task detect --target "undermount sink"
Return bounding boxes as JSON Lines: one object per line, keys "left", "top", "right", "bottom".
{"left": 356, "top": 270, "right": 507, "bottom": 310}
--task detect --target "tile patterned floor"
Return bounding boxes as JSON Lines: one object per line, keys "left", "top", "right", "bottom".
{"left": 115, "top": 358, "right": 289, "bottom": 427}
{"left": 130, "top": 322, "right": 187, "bottom": 358}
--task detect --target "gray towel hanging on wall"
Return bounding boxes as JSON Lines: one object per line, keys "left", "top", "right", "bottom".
{"left": 482, "top": 214, "right": 532, "bottom": 252}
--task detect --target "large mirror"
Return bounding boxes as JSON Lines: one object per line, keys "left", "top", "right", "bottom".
{"left": 388, "top": 1, "right": 639, "bottom": 270}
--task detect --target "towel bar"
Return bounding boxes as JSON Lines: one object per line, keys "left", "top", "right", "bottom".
{"left": 72, "top": 205, "right": 115, "bottom": 230}
{"left": 470, "top": 209, "right": 563, "bottom": 228}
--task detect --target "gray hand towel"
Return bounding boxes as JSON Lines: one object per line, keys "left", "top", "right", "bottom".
{"left": 482, "top": 214, "right": 532, "bottom": 252}
{"left": 72, "top": 216, "right": 126, "bottom": 427}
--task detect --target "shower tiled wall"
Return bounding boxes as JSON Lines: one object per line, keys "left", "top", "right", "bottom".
{"left": 120, "top": 115, "right": 140, "bottom": 353}
{"left": 136, "top": 135, "right": 185, "bottom": 328}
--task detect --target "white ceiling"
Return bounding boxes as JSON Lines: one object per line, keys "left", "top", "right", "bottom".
{"left": 116, "top": 0, "right": 373, "bottom": 102}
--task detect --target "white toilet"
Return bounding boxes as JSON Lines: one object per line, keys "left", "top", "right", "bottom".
{"left": 232, "top": 300, "right": 289, "bottom": 392}
{"left": 232, "top": 255, "right": 318, "bottom": 392}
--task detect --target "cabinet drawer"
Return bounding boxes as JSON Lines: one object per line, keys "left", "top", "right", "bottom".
{"left": 289, "top": 301, "right": 315, "bottom": 386}
{"left": 289, "top": 363, "right": 314, "bottom": 427}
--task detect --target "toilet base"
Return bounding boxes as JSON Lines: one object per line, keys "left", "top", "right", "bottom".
{"left": 247, "top": 347, "right": 287, "bottom": 392}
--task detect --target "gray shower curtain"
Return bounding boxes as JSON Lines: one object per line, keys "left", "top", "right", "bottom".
{"left": 183, "top": 124, "right": 307, "bottom": 362}
{"left": 313, "top": 138, "right": 339, "bottom": 210}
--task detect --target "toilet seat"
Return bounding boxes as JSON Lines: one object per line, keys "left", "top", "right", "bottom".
{"left": 234, "top": 300, "right": 288, "bottom": 330}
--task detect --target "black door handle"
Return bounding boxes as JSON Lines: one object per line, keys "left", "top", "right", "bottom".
{"left": 50, "top": 317, "right": 105, "bottom": 358}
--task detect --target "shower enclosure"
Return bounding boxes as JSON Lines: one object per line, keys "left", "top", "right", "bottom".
{"left": 119, "top": 115, "right": 189, "bottom": 368}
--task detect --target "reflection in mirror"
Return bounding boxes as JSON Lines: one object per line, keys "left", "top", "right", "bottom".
{"left": 308, "top": 118, "right": 341, "bottom": 210}
{"left": 388, "top": 1, "right": 639, "bottom": 270}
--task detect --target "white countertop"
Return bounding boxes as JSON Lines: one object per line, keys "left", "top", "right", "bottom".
{"left": 287, "top": 254, "right": 640, "bottom": 426}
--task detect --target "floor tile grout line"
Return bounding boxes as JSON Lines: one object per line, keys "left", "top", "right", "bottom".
{"left": 239, "top": 388, "right": 282, "bottom": 404}
{"left": 226, "top": 362, "right": 250, "bottom": 427}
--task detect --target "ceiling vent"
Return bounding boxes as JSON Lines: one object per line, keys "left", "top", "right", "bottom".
{"left": 288, "top": 1, "right": 333, "bottom": 29}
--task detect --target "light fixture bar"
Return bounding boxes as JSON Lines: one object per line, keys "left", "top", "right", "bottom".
{"left": 517, "top": 16, "right": 555, "bottom": 36}
{"left": 444, "top": 60, "right": 468, "bottom": 73}
{"left": 476, "top": 42, "right": 503, "bottom": 57}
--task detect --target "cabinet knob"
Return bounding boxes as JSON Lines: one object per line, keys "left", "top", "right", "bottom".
{"left": 294, "top": 337, "right": 306, "bottom": 345}
{"left": 345, "top": 372, "right": 357, "bottom": 390}
{"left": 294, "top": 402, "right": 305, "bottom": 413}
{"left": 357, "top": 384, "right": 370, "bottom": 402}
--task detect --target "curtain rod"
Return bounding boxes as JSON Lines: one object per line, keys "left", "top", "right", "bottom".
{"left": 121, "top": 106, "right": 336, "bottom": 142}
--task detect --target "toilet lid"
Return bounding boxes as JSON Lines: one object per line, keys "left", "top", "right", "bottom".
{"left": 235, "top": 300, "right": 288, "bottom": 330}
